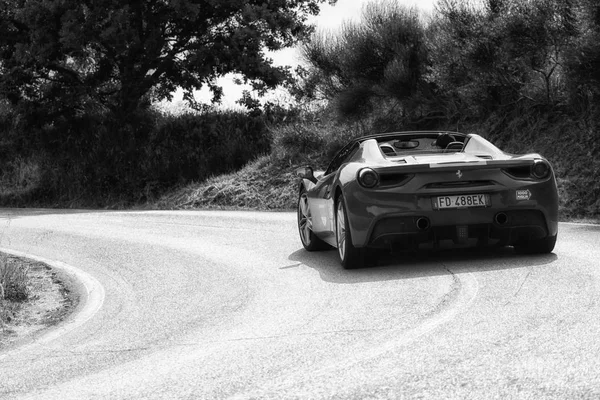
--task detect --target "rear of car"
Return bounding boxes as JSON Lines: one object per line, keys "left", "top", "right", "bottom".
{"left": 342, "top": 134, "right": 558, "bottom": 253}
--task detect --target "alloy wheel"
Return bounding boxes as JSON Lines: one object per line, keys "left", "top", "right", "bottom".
{"left": 336, "top": 201, "right": 346, "bottom": 261}
{"left": 298, "top": 193, "right": 313, "bottom": 246}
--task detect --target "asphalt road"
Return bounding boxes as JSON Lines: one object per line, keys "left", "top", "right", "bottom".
{"left": 0, "top": 209, "right": 599, "bottom": 399}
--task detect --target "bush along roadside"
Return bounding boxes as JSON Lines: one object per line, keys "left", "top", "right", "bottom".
{"left": 0, "top": 107, "right": 275, "bottom": 208}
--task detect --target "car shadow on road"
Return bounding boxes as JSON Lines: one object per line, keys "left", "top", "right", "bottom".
{"left": 286, "top": 246, "right": 559, "bottom": 284}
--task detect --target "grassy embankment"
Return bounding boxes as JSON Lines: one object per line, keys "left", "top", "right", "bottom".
{"left": 155, "top": 110, "right": 600, "bottom": 222}
{"left": 155, "top": 119, "right": 345, "bottom": 210}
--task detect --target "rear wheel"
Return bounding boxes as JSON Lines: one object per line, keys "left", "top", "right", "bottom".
{"left": 336, "top": 195, "right": 366, "bottom": 269}
{"left": 298, "top": 188, "right": 328, "bottom": 251}
{"left": 514, "top": 234, "right": 557, "bottom": 254}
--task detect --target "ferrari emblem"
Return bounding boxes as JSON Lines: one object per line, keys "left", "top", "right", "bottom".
{"left": 456, "top": 170, "right": 463, "bottom": 179}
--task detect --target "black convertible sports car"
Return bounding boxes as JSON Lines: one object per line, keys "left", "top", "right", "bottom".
{"left": 296, "top": 131, "right": 558, "bottom": 269}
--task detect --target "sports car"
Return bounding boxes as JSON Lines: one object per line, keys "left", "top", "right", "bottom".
{"left": 296, "top": 131, "right": 558, "bottom": 269}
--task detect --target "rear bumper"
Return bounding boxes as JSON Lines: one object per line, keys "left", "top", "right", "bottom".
{"left": 365, "top": 210, "right": 550, "bottom": 249}
{"left": 343, "top": 174, "right": 559, "bottom": 249}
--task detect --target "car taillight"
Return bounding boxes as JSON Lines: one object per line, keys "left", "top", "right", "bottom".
{"left": 357, "top": 168, "right": 379, "bottom": 188}
{"left": 531, "top": 160, "right": 550, "bottom": 179}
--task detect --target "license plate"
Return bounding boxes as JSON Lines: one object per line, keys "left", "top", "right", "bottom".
{"left": 433, "top": 194, "right": 490, "bottom": 209}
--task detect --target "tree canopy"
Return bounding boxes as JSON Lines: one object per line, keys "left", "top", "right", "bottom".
{"left": 296, "top": 0, "right": 600, "bottom": 127}
{"left": 297, "top": 1, "right": 428, "bottom": 120}
{"left": 0, "top": 0, "right": 331, "bottom": 115}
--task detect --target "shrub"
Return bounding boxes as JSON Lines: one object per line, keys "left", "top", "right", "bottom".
{"left": 0, "top": 105, "right": 274, "bottom": 207}
{"left": 270, "top": 113, "right": 368, "bottom": 168}
{"left": 148, "top": 110, "right": 271, "bottom": 186}
{"left": 299, "top": 1, "right": 429, "bottom": 123}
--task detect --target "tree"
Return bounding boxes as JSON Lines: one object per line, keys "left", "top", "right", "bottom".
{"left": 429, "top": 0, "right": 581, "bottom": 120}
{"left": 297, "top": 0, "right": 429, "bottom": 125}
{"left": 564, "top": 0, "right": 600, "bottom": 109}
{"left": 0, "top": 0, "right": 331, "bottom": 116}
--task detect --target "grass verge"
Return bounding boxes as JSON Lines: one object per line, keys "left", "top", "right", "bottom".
{"left": 0, "top": 254, "right": 30, "bottom": 331}
{"left": 0, "top": 254, "right": 77, "bottom": 349}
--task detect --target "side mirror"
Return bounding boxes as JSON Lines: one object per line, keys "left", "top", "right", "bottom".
{"left": 296, "top": 166, "right": 317, "bottom": 183}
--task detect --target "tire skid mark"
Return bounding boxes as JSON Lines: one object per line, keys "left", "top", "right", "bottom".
{"left": 235, "top": 267, "right": 480, "bottom": 398}
{"left": 315, "top": 268, "right": 478, "bottom": 372}
{"left": 423, "top": 262, "right": 462, "bottom": 317}
{"left": 0, "top": 248, "right": 105, "bottom": 361}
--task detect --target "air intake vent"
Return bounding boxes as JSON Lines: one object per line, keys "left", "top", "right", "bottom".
{"left": 379, "top": 173, "right": 413, "bottom": 187}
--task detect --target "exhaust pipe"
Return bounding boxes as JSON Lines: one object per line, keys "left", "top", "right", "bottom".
{"left": 495, "top": 212, "right": 508, "bottom": 225}
{"left": 416, "top": 217, "right": 430, "bottom": 231}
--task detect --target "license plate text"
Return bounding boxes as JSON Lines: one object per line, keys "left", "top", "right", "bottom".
{"left": 435, "top": 194, "right": 489, "bottom": 209}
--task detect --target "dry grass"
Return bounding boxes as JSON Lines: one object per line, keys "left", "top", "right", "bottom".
{"left": 153, "top": 118, "right": 366, "bottom": 211}
{"left": 0, "top": 254, "right": 30, "bottom": 328}
{"left": 155, "top": 156, "right": 300, "bottom": 210}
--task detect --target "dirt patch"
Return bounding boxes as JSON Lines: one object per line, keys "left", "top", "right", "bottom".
{"left": 0, "top": 255, "right": 78, "bottom": 350}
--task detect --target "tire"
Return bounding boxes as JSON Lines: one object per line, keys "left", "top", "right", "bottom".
{"left": 336, "top": 194, "right": 366, "bottom": 269}
{"left": 298, "top": 187, "right": 329, "bottom": 251}
{"left": 514, "top": 234, "right": 557, "bottom": 254}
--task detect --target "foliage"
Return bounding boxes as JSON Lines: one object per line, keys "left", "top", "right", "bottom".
{"left": 1, "top": 0, "right": 599, "bottom": 219}
{"left": 428, "top": 0, "right": 581, "bottom": 120}
{"left": 0, "top": 0, "right": 330, "bottom": 115}
{"left": 155, "top": 98, "right": 600, "bottom": 220}
{"left": 295, "top": 0, "right": 600, "bottom": 124}
{"left": 297, "top": 1, "right": 429, "bottom": 123}
{"left": 271, "top": 115, "right": 365, "bottom": 166}
{"left": 562, "top": 0, "right": 600, "bottom": 110}
{"left": 0, "top": 107, "right": 275, "bottom": 207}
{"left": 156, "top": 109, "right": 372, "bottom": 211}
{"left": 148, "top": 110, "right": 272, "bottom": 183}
{"left": 0, "top": 0, "right": 336, "bottom": 207}
{"left": 279, "top": 0, "right": 600, "bottom": 219}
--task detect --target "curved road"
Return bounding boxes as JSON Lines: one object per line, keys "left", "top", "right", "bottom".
{"left": 0, "top": 210, "right": 599, "bottom": 399}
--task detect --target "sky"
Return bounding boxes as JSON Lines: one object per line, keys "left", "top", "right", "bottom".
{"left": 160, "top": 0, "right": 437, "bottom": 112}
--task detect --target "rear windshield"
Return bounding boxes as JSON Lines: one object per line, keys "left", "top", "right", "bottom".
{"left": 377, "top": 133, "right": 466, "bottom": 157}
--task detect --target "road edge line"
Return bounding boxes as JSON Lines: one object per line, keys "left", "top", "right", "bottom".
{"left": 560, "top": 221, "right": 600, "bottom": 227}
